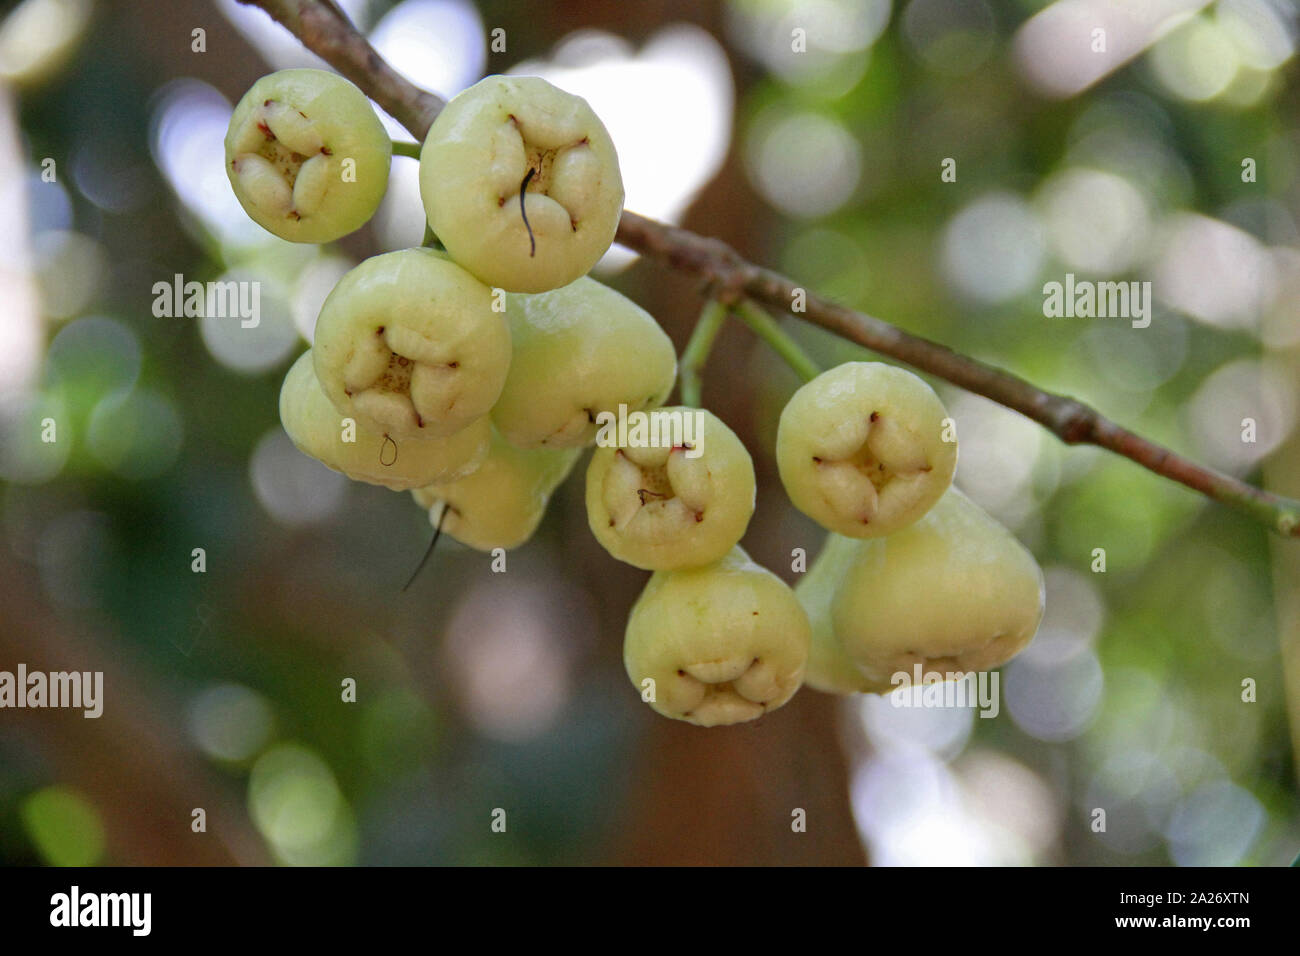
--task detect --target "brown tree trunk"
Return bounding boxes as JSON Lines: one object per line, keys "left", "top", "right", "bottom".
{"left": 0, "top": 555, "right": 270, "bottom": 866}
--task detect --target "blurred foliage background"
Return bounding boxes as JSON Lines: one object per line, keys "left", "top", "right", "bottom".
{"left": 1, "top": 0, "right": 1298, "bottom": 865}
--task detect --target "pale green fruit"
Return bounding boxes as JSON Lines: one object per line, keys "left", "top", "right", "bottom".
{"left": 279, "top": 350, "right": 489, "bottom": 490}
{"left": 226, "top": 69, "right": 391, "bottom": 243}
{"left": 419, "top": 75, "right": 624, "bottom": 293}
{"left": 777, "top": 362, "right": 957, "bottom": 538}
{"left": 491, "top": 277, "right": 676, "bottom": 449}
{"left": 624, "top": 547, "right": 811, "bottom": 727}
{"left": 312, "top": 249, "right": 511, "bottom": 441}
{"left": 831, "top": 487, "right": 1045, "bottom": 686}
{"left": 585, "top": 406, "right": 755, "bottom": 571}
{"left": 794, "top": 533, "right": 890, "bottom": 695}
{"left": 411, "top": 429, "right": 581, "bottom": 551}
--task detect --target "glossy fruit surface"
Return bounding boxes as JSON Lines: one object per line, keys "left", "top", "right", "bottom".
{"left": 411, "top": 428, "right": 581, "bottom": 551}
{"left": 777, "top": 362, "right": 956, "bottom": 538}
{"left": 226, "top": 69, "right": 391, "bottom": 243}
{"left": 419, "top": 75, "right": 623, "bottom": 293}
{"left": 624, "top": 547, "right": 810, "bottom": 727}
{"left": 279, "top": 350, "right": 489, "bottom": 490}
{"left": 492, "top": 277, "right": 676, "bottom": 449}
{"left": 312, "top": 249, "right": 510, "bottom": 440}
{"left": 831, "top": 487, "right": 1045, "bottom": 685}
{"left": 585, "top": 406, "right": 755, "bottom": 570}
{"left": 794, "top": 532, "right": 888, "bottom": 695}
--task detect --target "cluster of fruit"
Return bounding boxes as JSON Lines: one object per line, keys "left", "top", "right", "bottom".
{"left": 225, "top": 69, "right": 1045, "bottom": 728}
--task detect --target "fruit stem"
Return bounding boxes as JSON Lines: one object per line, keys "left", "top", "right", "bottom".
{"left": 680, "top": 299, "right": 727, "bottom": 407}
{"left": 734, "top": 300, "right": 821, "bottom": 384}
{"left": 391, "top": 139, "right": 421, "bottom": 159}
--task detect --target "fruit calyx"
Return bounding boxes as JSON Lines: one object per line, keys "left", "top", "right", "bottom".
{"left": 603, "top": 445, "right": 707, "bottom": 533}
{"left": 229, "top": 98, "right": 332, "bottom": 222}
{"left": 812, "top": 410, "right": 935, "bottom": 525}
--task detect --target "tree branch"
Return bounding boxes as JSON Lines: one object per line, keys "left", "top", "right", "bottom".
{"left": 234, "top": 0, "right": 1300, "bottom": 538}
{"left": 241, "top": 0, "right": 442, "bottom": 135}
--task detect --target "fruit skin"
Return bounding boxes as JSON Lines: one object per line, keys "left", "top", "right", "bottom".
{"left": 279, "top": 350, "right": 489, "bottom": 490}
{"left": 419, "top": 74, "right": 624, "bottom": 293}
{"left": 624, "top": 547, "right": 811, "bottom": 727}
{"left": 794, "top": 533, "right": 890, "bottom": 695}
{"left": 776, "top": 361, "right": 957, "bottom": 539}
{"left": 311, "top": 248, "right": 510, "bottom": 441}
{"left": 226, "top": 69, "right": 391, "bottom": 243}
{"left": 585, "top": 406, "right": 756, "bottom": 571}
{"left": 411, "top": 429, "right": 581, "bottom": 551}
{"left": 831, "top": 487, "right": 1045, "bottom": 687}
{"left": 492, "top": 277, "right": 677, "bottom": 449}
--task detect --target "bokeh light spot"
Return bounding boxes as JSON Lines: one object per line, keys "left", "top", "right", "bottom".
{"left": 20, "top": 785, "right": 106, "bottom": 866}
{"left": 188, "top": 683, "right": 276, "bottom": 763}
{"left": 250, "top": 426, "right": 348, "bottom": 527}
{"left": 941, "top": 192, "right": 1046, "bottom": 304}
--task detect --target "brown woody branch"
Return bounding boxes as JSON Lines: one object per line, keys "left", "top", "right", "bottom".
{"left": 235, "top": 0, "right": 1300, "bottom": 537}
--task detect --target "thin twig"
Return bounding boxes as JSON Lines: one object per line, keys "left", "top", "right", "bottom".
{"left": 238, "top": 0, "right": 442, "bottom": 135}
{"left": 234, "top": 0, "right": 1300, "bottom": 538}
{"left": 679, "top": 299, "right": 728, "bottom": 407}
{"left": 734, "top": 299, "right": 821, "bottom": 384}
